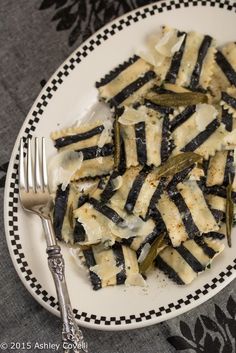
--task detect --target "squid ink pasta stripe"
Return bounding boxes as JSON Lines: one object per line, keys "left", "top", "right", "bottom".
{"left": 95, "top": 55, "right": 139, "bottom": 88}
{"left": 151, "top": 85, "right": 173, "bottom": 94}
{"left": 135, "top": 122, "right": 147, "bottom": 165}
{"left": 195, "top": 238, "right": 216, "bottom": 258}
{"left": 121, "top": 236, "right": 135, "bottom": 247}
{"left": 76, "top": 143, "right": 114, "bottom": 160}
{"left": 125, "top": 167, "right": 149, "bottom": 213}
{"left": 210, "top": 209, "right": 225, "bottom": 224}
{"left": 189, "top": 35, "right": 212, "bottom": 89}
{"left": 100, "top": 171, "right": 121, "bottom": 202}
{"left": 196, "top": 180, "right": 221, "bottom": 221}
{"left": 166, "top": 166, "right": 194, "bottom": 193}
{"left": 222, "top": 92, "right": 236, "bottom": 110}
{"left": 147, "top": 177, "right": 167, "bottom": 217}
{"left": 83, "top": 248, "right": 102, "bottom": 290}
{"left": 175, "top": 244, "right": 205, "bottom": 272}
{"left": 112, "top": 243, "right": 126, "bottom": 285}
{"left": 223, "top": 150, "right": 235, "bottom": 185}
{"left": 181, "top": 119, "right": 220, "bottom": 152}
{"left": 203, "top": 185, "right": 227, "bottom": 198}
{"left": 73, "top": 219, "right": 86, "bottom": 242}
{"left": 144, "top": 99, "right": 174, "bottom": 115}
{"left": 203, "top": 231, "right": 225, "bottom": 240}
{"left": 136, "top": 226, "right": 164, "bottom": 258}
{"left": 202, "top": 159, "right": 210, "bottom": 176}
{"left": 53, "top": 184, "right": 70, "bottom": 241}
{"left": 118, "top": 136, "right": 127, "bottom": 174}
{"left": 165, "top": 31, "right": 187, "bottom": 84}
{"left": 160, "top": 116, "right": 171, "bottom": 163}
{"left": 168, "top": 190, "right": 200, "bottom": 238}
{"left": 149, "top": 207, "right": 168, "bottom": 234}
{"left": 155, "top": 256, "right": 185, "bottom": 285}
{"left": 54, "top": 125, "right": 105, "bottom": 149}
{"left": 108, "top": 70, "right": 156, "bottom": 107}
{"left": 89, "top": 197, "right": 124, "bottom": 224}
{"left": 221, "top": 107, "right": 233, "bottom": 132}
{"left": 216, "top": 50, "right": 236, "bottom": 87}
{"left": 170, "top": 105, "right": 196, "bottom": 132}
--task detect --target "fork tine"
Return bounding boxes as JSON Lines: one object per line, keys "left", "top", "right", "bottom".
{"left": 34, "top": 137, "right": 42, "bottom": 190}
{"left": 19, "top": 138, "right": 26, "bottom": 190}
{"left": 42, "top": 137, "right": 48, "bottom": 192}
{"left": 27, "top": 138, "right": 34, "bottom": 191}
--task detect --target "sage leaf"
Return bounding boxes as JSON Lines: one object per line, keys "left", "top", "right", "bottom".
{"left": 139, "top": 234, "right": 166, "bottom": 273}
{"left": 114, "top": 115, "right": 121, "bottom": 170}
{"left": 226, "top": 177, "right": 234, "bottom": 248}
{"left": 154, "top": 152, "right": 202, "bottom": 179}
{"left": 145, "top": 91, "right": 208, "bottom": 106}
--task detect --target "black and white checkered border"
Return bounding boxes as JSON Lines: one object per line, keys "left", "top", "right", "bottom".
{"left": 7, "top": 0, "right": 236, "bottom": 326}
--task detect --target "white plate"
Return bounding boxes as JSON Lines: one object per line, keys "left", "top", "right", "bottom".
{"left": 4, "top": 0, "right": 236, "bottom": 331}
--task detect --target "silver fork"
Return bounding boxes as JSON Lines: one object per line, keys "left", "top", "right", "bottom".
{"left": 19, "top": 137, "right": 88, "bottom": 353}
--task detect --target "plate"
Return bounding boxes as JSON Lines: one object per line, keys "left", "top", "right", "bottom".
{"left": 4, "top": 0, "right": 236, "bottom": 330}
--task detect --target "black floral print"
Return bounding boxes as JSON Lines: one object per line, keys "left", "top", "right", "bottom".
{"left": 39, "top": 0, "right": 155, "bottom": 46}
{"left": 168, "top": 295, "right": 236, "bottom": 352}
{"left": 0, "top": 162, "right": 9, "bottom": 188}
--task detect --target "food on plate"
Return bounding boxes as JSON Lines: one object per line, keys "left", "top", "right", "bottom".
{"left": 50, "top": 26, "right": 236, "bottom": 290}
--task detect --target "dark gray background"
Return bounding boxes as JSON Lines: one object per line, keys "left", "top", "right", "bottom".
{"left": 0, "top": 1, "right": 235, "bottom": 353}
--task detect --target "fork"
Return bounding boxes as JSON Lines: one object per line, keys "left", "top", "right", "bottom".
{"left": 19, "top": 137, "right": 88, "bottom": 353}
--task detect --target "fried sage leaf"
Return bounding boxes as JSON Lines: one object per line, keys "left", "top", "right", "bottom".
{"left": 139, "top": 234, "right": 166, "bottom": 273}
{"left": 68, "top": 203, "right": 74, "bottom": 229}
{"left": 154, "top": 152, "right": 202, "bottom": 179}
{"left": 145, "top": 91, "right": 208, "bottom": 106}
{"left": 114, "top": 115, "right": 121, "bottom": 170}
{"left": 226, "top": 177, "right": 234, "bottom": 248}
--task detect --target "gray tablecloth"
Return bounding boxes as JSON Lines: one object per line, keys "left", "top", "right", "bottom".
{"left": 0, "top": 1, "right": 235, "bottom": 353}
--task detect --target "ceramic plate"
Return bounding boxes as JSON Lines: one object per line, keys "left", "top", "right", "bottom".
{"left": 4, "top": 0, "right": 236, "bottom": 330}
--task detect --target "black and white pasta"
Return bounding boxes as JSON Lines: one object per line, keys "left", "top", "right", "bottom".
{"left": 118, "top": 105, "right": 172, "bottom": 168}
{"left": 155, "top": 237, "right": 224, "bottom": 285}
{"left": 210, "top": 42, "right": 236, "bottom": 99}
{"left": 51, "top": 121, "right": 114, "bottom": 179}
{"left": 82, "top": 242, "right": 145, "bottom": 290}
{"left": 154, "top": 180, "right": 219, "bottom": 247}
{"left": 96, "top": 55, "right": 157, "bottom": 107}
{"left": 139, "top": 27, "right": 216, "bottom": 91}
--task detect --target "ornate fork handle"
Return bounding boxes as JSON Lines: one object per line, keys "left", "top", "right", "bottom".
{"left": 42, "top": 217, "right": 88, "bottom": 353}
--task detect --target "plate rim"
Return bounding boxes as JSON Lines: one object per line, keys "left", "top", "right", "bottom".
{"left": 4, "top": 0, "right": 236, "bottom": 331}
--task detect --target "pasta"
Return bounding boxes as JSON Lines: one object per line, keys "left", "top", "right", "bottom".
{"left": 50, "top": 26, "right": 236, "bottom": 290}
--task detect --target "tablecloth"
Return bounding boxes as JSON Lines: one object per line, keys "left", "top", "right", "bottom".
{"left": 0, "top": 1, "right": 235, "bottom": 352}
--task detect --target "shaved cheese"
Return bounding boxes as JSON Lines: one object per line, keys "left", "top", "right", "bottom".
{"left": 125, "top": 273, "right": 147, "bottom": 287}
{"left": 136, "top": 33, "right": 164, "bottom": 67}
{"left": 195, "top": 104, "right": 218, "bottom": 132}
{"left": 69, "top": 247, "right": 86, "bottom": 270}
{"left": 98, "top": 119, "right": 113, "bottom": 148}
{"left": 112, "top": 175, "right": 123, "bottom": 190}
{"left": 155, "top": 29, "right": 185, "bottom": 57}
{"left": 48, "top": 150, "right": 83, "bottom": 191}
{"left": 137, "top": 243, "right": 151, "bottom": 263}
{"left": 75, "top": 180, "right": 99, "bottom": 193}
{"left": 171, "top": 34, "right": 186, "bottom": 54}
{"left": 118, "top": 106, "right": 148, "bottom": 125}
{"left": 90, "top": 258, "right": 120, "bottom": 282}
{"left": 108, "top": 215, "right": 147, "bottom": 239}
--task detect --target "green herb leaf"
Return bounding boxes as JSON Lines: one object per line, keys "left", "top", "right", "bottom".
{"left": 154, "top": 152, "right": 202, "bottom": 179}
{"left": 114, "top": 115, "right": 121, "bottom": 170}
{"left": 68, "top": 203, "right": 74, "bottom": 229}
{"left": 226, "top": 176, "right": 234, "bottom": 248}
{"left": 145, "top": 92, "right": 208, "bottom": 106}
{"left": 139, "top": 234, "right": 166, "bottom": 273}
